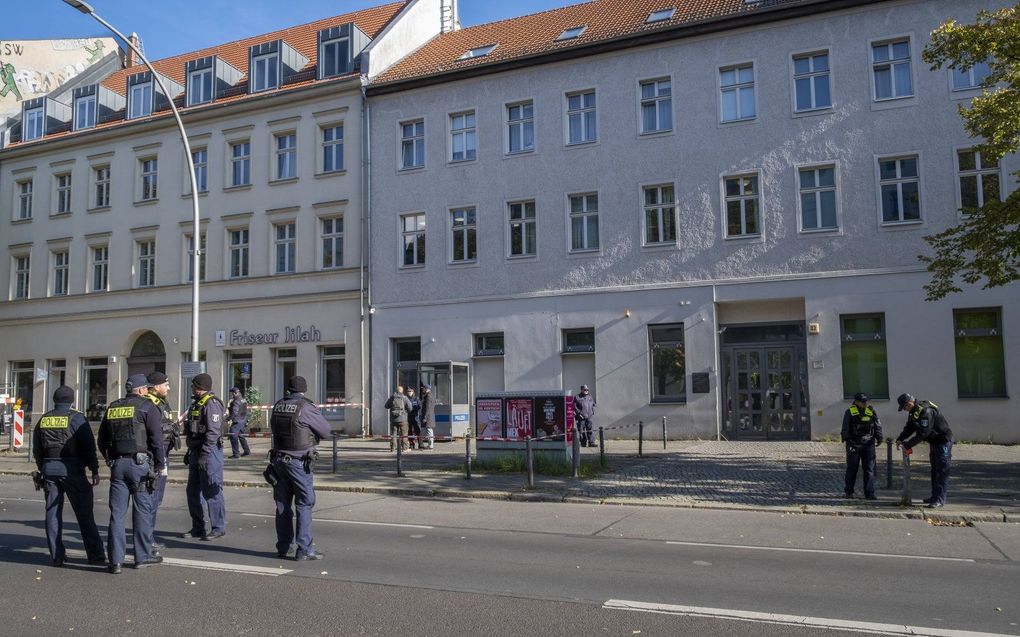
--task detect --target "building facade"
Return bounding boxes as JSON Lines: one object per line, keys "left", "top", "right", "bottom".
{"left": 365, "top": 0, "right": 1019, "bottom": 441}
{"left": 0, "top": 0, "right": 450, "bottom": 431}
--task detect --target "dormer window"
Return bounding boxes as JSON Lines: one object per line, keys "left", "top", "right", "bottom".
{"left": 459, "top": 44, "right": 496, "bottom": 60}
{"left": 74, "top": 94, "right": 96, "bottom": 130}
{"left": 252, "top": 53, "right": 279, "bottom": 92}
{"left": 128, "top": 81, "right": 153, "bottom": 119}
{"left": 188, "top": 67, "right": 213, "bottom": 106}
{"left": 557, "top": 26, "right": 587, "bottom": 41}
{"left": 646, "top": 8, "right": 676, "bottom": 23}
{"left": 317, "top": 23, "right": 369, "bottom": 80}
{"left": 320, "top": 36, "right": 349, "bottom": 78}
{"left": 24, "top": 106, "right": 45, "bottom": 141}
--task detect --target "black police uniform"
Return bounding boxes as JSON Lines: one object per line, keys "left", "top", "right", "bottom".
{"left": 145, "top": 393, "right": 175, "bottom": 533}
{"left": 32, "top": 402, "right": 106, "bottom": 566}
{"left": 896, "top": 400, "right": 954, "bottom": 506}
{"left": 840, "top": 403, "right": 882, "bottom": 498}
{"left": 97, "top": 393, "right": 165, "bottom": 570}
{"left": 184, "top": 391, "right": 227, "bottom": 538}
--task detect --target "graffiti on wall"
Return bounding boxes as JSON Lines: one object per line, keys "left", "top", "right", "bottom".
{"left": 0, "top": 38, "right": 118, "bottom": 121}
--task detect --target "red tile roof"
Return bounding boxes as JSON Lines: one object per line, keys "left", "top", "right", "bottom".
{"left": 374, "top": 0, "right": 816, "bottom": 85}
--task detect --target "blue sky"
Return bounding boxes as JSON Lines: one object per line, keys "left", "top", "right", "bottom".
{"left": 0, "top": 1, "right": 570, "bottom": 60}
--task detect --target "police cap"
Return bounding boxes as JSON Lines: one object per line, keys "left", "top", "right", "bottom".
{"left": 147, "top": 371, "right": 169, "bottom": 385}
{"left": 896, "top": 393, "right": 915, "bottom": 411}
{"left": 853, "top": 392, "right": 869, "bottom": 403}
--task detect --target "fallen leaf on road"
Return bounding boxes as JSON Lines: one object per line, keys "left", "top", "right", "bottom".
{"left": 995, "top": 608, "right": 1002, "bottom": 612}
{"left": 35, "top": 569, "right": 41, "bottom": 573}
{"left": 320, "top": 571, "right": 328, "bottom": 575}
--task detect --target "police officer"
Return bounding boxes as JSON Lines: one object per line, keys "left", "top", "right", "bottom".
{"left": 182, "top": 373, "right": 227, "bottom": 540}
{"left": 269, "top": 375, "right": 331, "bottom": 560}
{"left": 32, "top": 385, "right": 106, "bottom": 567}
{"left": 840, "top": 392, "right": 882, "bottom": 500}
{"left": 419, "top": 384, "right": 436, "bottom": 450}
{"left": 227, "top": 387, "right": 251, "bottom": 459}
{"left": 896, "top": 393, "right": 955, "bottom": 508}
{"left": 385, "top": 386, "right": 412, "bottom": 452}
{"left": 406, "top": 387, "right": 421, "bottom": 449}
{"left": 573, "top": 385, "right": 597, "bottom": 447}
{"left": 145, "top": 371, "right": 176, "bottom": 549}
{"left": 97, "top": 374, "right": 165, "bottom": 573}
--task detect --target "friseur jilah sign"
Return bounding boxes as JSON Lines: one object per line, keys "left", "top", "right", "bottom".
{"left": 228, "top": 325, "right": 322, "bottom": 346}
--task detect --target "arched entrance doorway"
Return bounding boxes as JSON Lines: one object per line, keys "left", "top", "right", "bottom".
{"left": 128, "top": 331, "right": 166, "bottom": 378}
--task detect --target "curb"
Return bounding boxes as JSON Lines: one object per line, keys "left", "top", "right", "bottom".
{"left": 1, "top": 467, "right": 1014, "bottom": 524}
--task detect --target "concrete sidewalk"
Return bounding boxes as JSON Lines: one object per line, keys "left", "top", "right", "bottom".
{"left": 2, "top": 437, "right": 1017, "bottom": 523}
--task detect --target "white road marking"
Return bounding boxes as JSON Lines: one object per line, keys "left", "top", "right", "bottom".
{"left": 26, "top": 548, "right": 292, "bottom": 576}
{"left": 241, "top": 512, "right": 434, "bottom": 530}
{"left": 665, "top": 540, "right": 975, "bottom": 563}
{"left": 604, "top": 600, "right": 1015, "bottom": 637}
{"left": 0, "top": 497, "right": 46, "bottom": 503}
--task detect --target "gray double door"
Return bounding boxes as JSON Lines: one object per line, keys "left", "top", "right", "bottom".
{"left": 722, "top": 343, "right": 810, "bottom": 441}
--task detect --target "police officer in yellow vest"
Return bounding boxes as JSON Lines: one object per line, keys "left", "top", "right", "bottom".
{"left": 840, "top": 392, "right": 882, "bottom": 500}
{"left": 97, "top": 374, "right": 165, "bottom": 573}
{"left": 182, "top": 373, "right": 227, "bottom": 541}
{"left": 145, "top": 371, "right": 176, "bottom": 549}
{"left": 32, "top": 385, "right": 106, "bottom": 567}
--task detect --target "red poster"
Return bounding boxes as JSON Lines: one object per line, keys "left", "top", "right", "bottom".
{"left": 476, "top": 399, "right": 503, "bottom": 438}
{"left": 565, "top": 397, "right": 575, "bottom": 445}
{"left": 505, "top": 398, "right": 533, "bottom": 440}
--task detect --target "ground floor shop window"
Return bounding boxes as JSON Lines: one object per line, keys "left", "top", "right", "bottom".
{"left": 840, "top": 314, "right": 889, "bottom": 399}
{"left": 48, "top": 359, "right": 66, "bottom": 409}
{"left": 81, "top": 357, "right": 107, "bottom": 421}
{"left": 10, "top": 360, "right": 34, "bottom": 415}
{"left": 393, "top": 338, "right": 421, "bottom": 393}
{"left": 275, "top": 348, "right": 297, "bottom": 400}
{"left": 954, "top": 308, "right": 1007, "bottom": 398}
{"left": 227, "top": 351, "right": 253, "bottom": 395}
{"left": 321, "top": 346, "right": 345, "bottom": 419}
{"left": 649, "top": 324, "right": 686, "bottom": 403}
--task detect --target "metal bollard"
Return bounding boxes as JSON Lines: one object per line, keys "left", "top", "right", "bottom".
{"left": 332, "top": 432, "right": 339, "bottom": 474}
{"left": 465, "top": 429, "right": 472, "bottom": 480}
{"left": 599, "top": 426, "right": 606, "bottom": 467}
{"left": 885, "top": 438, "right": 893, "bottom": 489}
{"left": 662, "top": 416, "right": 667, "bottom": 450}
{"left": 900, "top": 449, "right": 912, "bottom": 506}
{"left": 396, "top": 437, "right": 404, "bottom": 477}
{"left": 526, "top": 437, "right": 535, "bottom": 488}
{"left": 572, "top": 427, "right": 580, "bottom": 479}
{"left": 638, "top": 421, "right": 644, "bottom": 457}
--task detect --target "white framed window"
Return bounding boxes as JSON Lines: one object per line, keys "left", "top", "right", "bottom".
{"left": 563, "top": 328, "right": 595, "bottom": 353}
{"left": 474, "top": 332, "right": 504, "bottom": 357}
{"left": 320, "top": 37, "right": 349, "bottom": 79}
{"left": 191, "top": 148, "right": 208, "bottom": 192}
{"left": 798, "top": 165, "right": 838, "bottom": 231}
{"left": 957, "top": 149, "right": 1000, "bottom": 212}
{"left": 16, "top": 179, "right": 33, "bottom": 220}
{"left": 506, "top": 101, "right": 534, "bottom": 154}
{"left": 793, "top": 51, "right": 831, "bottom": 112}
{"left": 449, "top": 111, "right": 476, "bottom": 162}
{"left": 321, "top": 124, "right": 344, "bottom": 173}
{"left": 450, "top": 207, "right": 477, "bottom": 263}
{"left": 649, "top": 324, "right": 686, "bottom": 403}
{"left": 12, "top": 254, "right": 30, "bottom": 300}
{"left": 230, "top": 140, "right": 251, "bottom": 187}
{"left": 74, "top": 95, "right": 96, "bottom": 130}
{"left": 640, "top": 78, "right": 672, "bottom": 133}
{"left": 186, "top": 233, "right": 207, "bottom": 283}
{"left": 128, "top": 81, "right": 153, "bottom": 119}
{"left": 953, "top": 61, "right": 991, "bottom": 91}
{"left": 188, "top": 68, "right": 213, "bottom": 106}
{"left": 274, "top": 132, "right": 297, "bottom": 180}
{"left": 90, "top": 245, "right": 109, "bottom": 292}
{"left": 137, "top": 239, "right": 156, "bottom": 288}
{"left": 140, "top": 157, "right": 158, "bottom": 201}
{"left": 724, "top": 174, "right": 761, "bottom": 238}
{"left": 55, "top": 173, "right": 72, "bottom": 215}
{"left": 878, "top": 156, "right": 921, "bottom": 224}
{"left": 720, "top": 64, "right": 755, "bottom": 122}
{"left": 401, "top": 213, "right": 426, "bottom": 267}
{"left": 568, "top": 193, "right": 600, "bottom": 253}
{"left": 24, "top": 107, "right": 44, "bottom": 141}
{"left": 93, "top": 165, "right": 110, "bottom": 208}
{"left": 321, "top": 217, "right": 343, "bottom": 269}
{"left": 643, "top": 184, "right": 677, "bottom": 245}
{"left": 566, "top": 90, "right": 597, "bottom": 144}
{"left": 274, "top": 222, "right": 296, "bottom": 274}
{"left": 508, "top": 201, "right": 537, "bottom": 258}
{"left": 872, "top": 39, "right": 913, "bottom": 100}
{"left": 400, "top": 119, "right": 425, "bottom": 169}
{"left": 51, "top": 250, "right": 69, "bottom": 296}
{"left": 252, "top": 53, "right": 279, "bottom": 92}
{"left": 228, "top": 228, "right": 250, "bottom": 278}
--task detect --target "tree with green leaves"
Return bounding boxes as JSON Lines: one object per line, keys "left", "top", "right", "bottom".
{"left": 920, "top": 4, "right": 1020, "bottom": 300}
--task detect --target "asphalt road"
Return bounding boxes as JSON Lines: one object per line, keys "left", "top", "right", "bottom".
{"left": 1, "top": 473, "right": 1018, "bottom": 636}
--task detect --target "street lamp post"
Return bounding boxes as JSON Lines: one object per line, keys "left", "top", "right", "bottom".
{"left": 63, "top": 0, "right": 203, "bottom": 365}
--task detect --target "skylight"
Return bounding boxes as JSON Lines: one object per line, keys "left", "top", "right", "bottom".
{"left": 557, "top": 25, "right": 587, "bottom": 41}
{"left": 647, "top": 8, "right": 676, "bottom": 23}
{"left": 459, "top": 44, "right": 497, "bottom": 60}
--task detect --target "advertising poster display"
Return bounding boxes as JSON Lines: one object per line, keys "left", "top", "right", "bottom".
{"left": 506, "top": 398, "right": 533, "bottom": 440}
{"left": 565, "top": 396, "right": 575, "bottom": 444}
{"left": 534, "top": 396, "right": 565, "bottom": 441}
{"left": 476, "top": 399, "right": 504, "bottom": 438}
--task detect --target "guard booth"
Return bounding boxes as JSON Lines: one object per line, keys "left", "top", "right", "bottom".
{"left": 475, "top": 391, "right": 575, "bottom": 463}
{"left": 417, "top": 361, "right": 471, "bottom": 440}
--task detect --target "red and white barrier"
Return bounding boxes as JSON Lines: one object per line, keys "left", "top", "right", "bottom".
{"left": 12, "top": 409, "right": 24, "bottom": 449}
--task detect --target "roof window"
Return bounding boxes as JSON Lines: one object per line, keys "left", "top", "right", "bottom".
{"left": 556, "top": 26, "right": 587, "bottom": 41}
{"left": 459, "top": 44, "right": 497, "bottom": 60}
{"left": 646, "top": 8, "right": 676, "bottom": 23}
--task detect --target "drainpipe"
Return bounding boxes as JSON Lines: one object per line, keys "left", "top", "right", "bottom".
{"left": 712, "top": 283, "right": 722, "bottom": 441}
{"left": 360, "top": 80, "right": 373, "bottom": 437}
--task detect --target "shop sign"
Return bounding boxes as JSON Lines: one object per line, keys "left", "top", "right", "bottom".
{"left": 227, "top": 325, "right": 322, "bottom": 346}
